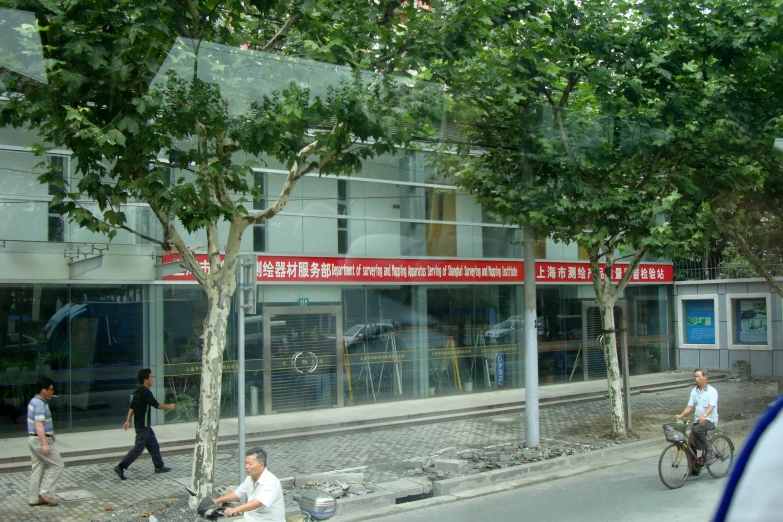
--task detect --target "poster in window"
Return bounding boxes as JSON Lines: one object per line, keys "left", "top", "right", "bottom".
{"left": 737, "top": 299, "right": 767, "bottom": 344}
{"left": 685, "top": 300, "right": 715, "bottom": 344}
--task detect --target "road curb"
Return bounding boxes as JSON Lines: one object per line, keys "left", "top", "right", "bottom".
{"left": 332, "top": 417, "right": 756, "bottom": 521}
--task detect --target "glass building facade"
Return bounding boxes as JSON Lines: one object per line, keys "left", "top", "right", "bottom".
{"left": 0, "top": 139, "right": 674, "bottom": 438}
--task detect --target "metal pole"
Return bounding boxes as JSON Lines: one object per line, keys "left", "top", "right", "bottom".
{"left": 523, "top": 161, "right": 539, "bottom": 447}
{"left": 237, "top": 260, "right": 246, "bottom": 484}
{"left": 621, "top": 309, "right": 631, "bottom": 432}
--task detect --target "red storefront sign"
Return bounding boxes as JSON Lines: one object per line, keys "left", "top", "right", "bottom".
{"left": 162, "top": 255, "right": 673, "bottom": 284}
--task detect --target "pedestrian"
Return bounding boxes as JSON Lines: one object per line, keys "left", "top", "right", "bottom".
{"left": 113, "top": 368, "right": 176, "bottom": 480}
{"left": 28, "top": 376, "right": 64, "bottom": 507}
{"left": 210, "top": 446, "right": 285, "bottom": 520}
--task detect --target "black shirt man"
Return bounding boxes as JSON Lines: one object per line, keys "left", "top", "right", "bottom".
{"left": 113, "top": 368, "right": 176, "bottom": 479}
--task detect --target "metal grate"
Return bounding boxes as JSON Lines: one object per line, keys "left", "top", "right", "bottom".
{"left": 584, "top": 305, "right": 624, "bottom": 380}
{"left": 584, "top": 307, "right": 605, "bottom": 380}
{"left": 268, "top": 310, "right": 338, "bottom": 413}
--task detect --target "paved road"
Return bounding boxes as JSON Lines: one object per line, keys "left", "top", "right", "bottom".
{"left": 373, "top": 436, "right": 745, "bottom": 522}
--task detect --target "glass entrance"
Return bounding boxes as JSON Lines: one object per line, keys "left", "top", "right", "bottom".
{"left": 263, "top": 306, "right": 342, "bottom": 413}
{"left": 582, "top": 302, "right": 626, "bottom": 381}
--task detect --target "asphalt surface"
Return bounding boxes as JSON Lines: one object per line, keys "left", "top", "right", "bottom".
{"left": 371, "top": 431, "right": 748, "bottom": 522}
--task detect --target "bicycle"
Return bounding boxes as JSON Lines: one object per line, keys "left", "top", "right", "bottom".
{"left": 658, "top": 419, "right": 735, "bottom": 489}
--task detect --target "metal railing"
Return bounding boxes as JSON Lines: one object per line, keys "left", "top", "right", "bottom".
{"left": 672, "top": 257, "right": 783, "bottom": 281}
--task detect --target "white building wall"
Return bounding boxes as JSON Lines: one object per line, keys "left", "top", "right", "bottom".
{"left": 674, "top": 279, "right": 783, "bottom": 378}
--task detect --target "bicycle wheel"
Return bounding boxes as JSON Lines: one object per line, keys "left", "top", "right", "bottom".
{"left": 707, "top": 434, "right": 734, "bottom": 479}
{"left": 658, "top": 443, "right": 691, "bottom": 489}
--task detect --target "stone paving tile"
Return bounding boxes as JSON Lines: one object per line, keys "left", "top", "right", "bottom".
{"left": 2, "top": 381, "right": 771, "bottom": 522}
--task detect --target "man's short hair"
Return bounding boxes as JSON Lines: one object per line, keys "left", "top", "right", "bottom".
{"left": 694, "top": 368, "right": 708, "bottom": 377}
{"left": 246, "top": 446, "right": 267, "bottom": 466}
{"left": 137, "top": 368, "right": 152, "bottom": 384}
{"left": 35, "top": 377, "right": 54, "bottom": 394}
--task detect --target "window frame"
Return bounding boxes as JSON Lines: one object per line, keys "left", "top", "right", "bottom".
{"left": 675, "top": 294, "right": 719, "bottom": 350}
{"left": 726, "top": 292, "right": 771, "bottom": 350}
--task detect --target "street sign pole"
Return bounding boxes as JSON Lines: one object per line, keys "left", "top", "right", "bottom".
{"left": 236, "top": 255, "right": 257, "bottom": 483}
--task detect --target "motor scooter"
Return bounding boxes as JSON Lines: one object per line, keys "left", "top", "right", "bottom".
{"left": 189, "top": 487, "right": 336, "bottom": 521}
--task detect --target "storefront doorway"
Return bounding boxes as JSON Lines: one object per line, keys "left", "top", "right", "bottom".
{"left": 582, "top": 301, "right": 628, "bottom": 381}
{"left": 262, "top": 306, "right": 343, "bottom": 413}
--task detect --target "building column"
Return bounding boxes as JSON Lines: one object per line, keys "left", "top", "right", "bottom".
{"left": 412, "top": 285, "right": 428, "bottom": 398}
{"left": 146, "top": 285, "right": 166, "bottom": 425}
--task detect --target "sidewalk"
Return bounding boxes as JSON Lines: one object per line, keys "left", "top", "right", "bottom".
{"left": 0, "top": 370, "right": 705, "bottom": 469}
{"left": 2, "top": 372, "right": 776, "bottom": 522}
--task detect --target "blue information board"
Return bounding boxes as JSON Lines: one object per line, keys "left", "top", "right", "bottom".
{"left": 685, "top": 300, "right": 715, "bottom": 344}
{"left": 496, "top": 353, "right": 505, "bottom": 386}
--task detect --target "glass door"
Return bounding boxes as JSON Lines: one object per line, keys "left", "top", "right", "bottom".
{"left": 263, "top": 306, "right": 342, "bottom": 413}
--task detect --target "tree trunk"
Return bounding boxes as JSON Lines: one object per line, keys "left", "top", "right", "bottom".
{"left": 596, "top": 293, "right": 626, "bottom": 439}
{"left": 189, "top": 281, "right": 233, "bottom": 506}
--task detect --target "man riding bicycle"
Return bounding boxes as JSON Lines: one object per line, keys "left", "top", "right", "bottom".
{"left": 675, "top": 368, "right": 718, "bottom": 466}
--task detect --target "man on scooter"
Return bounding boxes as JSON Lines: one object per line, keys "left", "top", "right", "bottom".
{"left": 211, "top": 447, "right": 285, "bottom": 520}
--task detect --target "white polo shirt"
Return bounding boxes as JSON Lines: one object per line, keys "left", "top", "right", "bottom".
{"left": 688, "top": 383, "right": 718, "bottom": 424}
{"left": 234, "top": 468, "right": 285, "bottom": 522}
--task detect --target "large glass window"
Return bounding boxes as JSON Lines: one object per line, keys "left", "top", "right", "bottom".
{"left": 535, "top": 284, "right": 672, "bottom": 384}
{"left": 160, "top": 285, "right": 234, "bottom": 424}
{"left": 0, "top": 284, "right": 146, "bottom": 437}
{"left": 625, "top": 285, "right": 673, "bottom": 375}
{"left": 341, "top": 287, "right": 415, "bottom": 405}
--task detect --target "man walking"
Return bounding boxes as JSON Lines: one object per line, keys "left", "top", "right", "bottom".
{"left": 28, "top": 377, "right": 64, "bottom": 507}
{"left": 210, "top": 447, "right": 285, "bottom": 521}
{"left": 676, "top": 368, "right": 718, "bottom": 464}
{"left": 114, "top": 368, "right": 176, "bottom": 479}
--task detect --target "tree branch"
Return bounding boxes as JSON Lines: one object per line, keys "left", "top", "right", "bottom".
{"left": 733, "top": 231, "right": 783, "bottom": 298}
{"left": 260, "top": 11, "right": 301, "bottom": 51}
{"left": 68, "top": 200, "right": 169, "bottom": 248}
{"left": 150, "top": 201, "right": 208, "bottom": 287}
{"left": 559, "top": 75, "right": 577, "bottom": 108}
{"left": 248, "top": 123, "right": 347, "bottom": 223}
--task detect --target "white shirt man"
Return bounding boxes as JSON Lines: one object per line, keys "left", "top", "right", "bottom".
{"left": 676, "top": 368, "right": 718, "bottom": 462}
{"left": 211, "top": 447, "right": 285, "bottom": 521}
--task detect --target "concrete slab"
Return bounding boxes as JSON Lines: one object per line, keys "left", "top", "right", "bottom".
{"left": 57, "top": 489, "right": 96, "bottom": 501}
{"left": 335, "top": 489, "right": 399, "bottom": 516}
{"left": 433, "top": 458, "right": 468, "bottom": 474}
{"left": 374, "top": 478, "right": 430, "bottom": 497}
{"left": 294, "top": 473, "right": 365, "bottom": 486}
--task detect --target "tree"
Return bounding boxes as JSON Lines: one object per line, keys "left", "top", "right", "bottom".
{"left": 706, "top": 0, "right": 783, "bottom": 294}
{"left": 0, "top": 0, "right": 440, "bottom": 502}
{"left": 437, "top": 0, "right": 780, "bottom": 438}
{"left": 717, "top": 155, "right": 783, "bottom": 293}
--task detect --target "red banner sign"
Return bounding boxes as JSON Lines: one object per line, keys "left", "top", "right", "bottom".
{"left": 162, "top": 255, "right": 673, "bottom": 284}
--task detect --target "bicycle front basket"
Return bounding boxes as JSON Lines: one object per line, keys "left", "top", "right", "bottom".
{"left": 663, "top": 423, "right": 686, "bottom": 442}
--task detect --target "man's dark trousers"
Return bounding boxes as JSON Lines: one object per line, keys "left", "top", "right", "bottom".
{"left": 118, "top": 427, "right": 164, "bottom": 470}
{"left": 691, "top": 420, "right": 715, "bottom": 452}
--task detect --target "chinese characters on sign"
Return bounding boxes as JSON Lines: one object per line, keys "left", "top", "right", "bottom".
{"left": 162, "top": 255, "right": 673, "bottom": 284}
{"left": 534, "top": 261, "right": 673, "bottom": 283}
